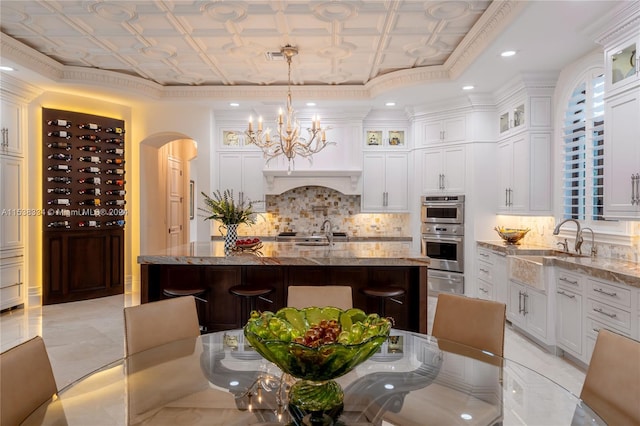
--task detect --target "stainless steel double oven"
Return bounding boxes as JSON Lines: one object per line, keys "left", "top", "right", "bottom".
{"left": 421, "top": 195, "right": 465, "bottom": 295}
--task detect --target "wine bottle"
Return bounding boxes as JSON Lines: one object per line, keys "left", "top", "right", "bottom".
{"left": 78, "top": 177, "right": 101, "bottom": 185}
{"left": 47, "top": 131, "right": 72, "bottom": 139}
{"left": 105, "top": 199, "right": 126, "bottom": 206}
{"left": 104, "top": 148, "right": 124, "bottom": 155}
{"left": 78, "top": 220, "right": 101, "bottom": 228}
{"left": 47, "top": 153, "right": 72, "bottom": 161}
{"left": 47, "top": 141, "right": 72, "bottom": 150}
{"left": 78, "top": 188, "right": 101, "bottom": 195}
{"left": 78, "top": 134, "right": 101, "bottom": 142}
{"left": 48, "top": 164, "right": 71, "bottom": 172}
{"left": 105, "top": 158, "right": 124, "bottom": 165}
{"left": 105, "top": 127, "right": 124, "bottom": 135}
{"left": 48, "top": 199, "right": 70, "bottom": 206}
{"left": 47, "top": 176, "right": 71, "bottom": 184}
{"left": 105, "top": 168, "right": 125, "bottom": 175}
{"left": 78, "top": 156, "right": 101, "bottom": 163}
{"left": 104, "top": 138, "right": 123, "bottom": 146}
{"left": 47, "top": 220, "right": 71, "bottom": 228}
{"left": 47, "top": 188, "right": 72, "bottom": 195}
{"left": 105, "top": 179, "right": 125, "bottom": 186}
{"left": 47, "top": 119, "right": 72, "bottom": 128}
{"left": 78, "top": 123, "right": 101, "bottom": 131}
{"left": 79, "top": 199, "right": 101, "bottom": 206}
{"left": 105, "top": 220, "right": 125, "bottom": 227}
{"left": 105, "top": 189, "right": 125, "bottom": 196}
{"left": 79, "top": 167, "right": 101, "bottom": 174}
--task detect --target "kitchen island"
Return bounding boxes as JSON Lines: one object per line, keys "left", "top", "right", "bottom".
{"left": 138, "top": 241, "right": 430, "bottom": 333}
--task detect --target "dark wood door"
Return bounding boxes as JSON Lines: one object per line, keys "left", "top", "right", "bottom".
{"left": 43, "top": 230, "right": 124, "bottom": 304}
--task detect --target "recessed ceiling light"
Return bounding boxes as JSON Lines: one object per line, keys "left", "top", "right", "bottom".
{"left": 306, "top": 102, "right": 316, "bottom": 107}
{"left": 229, "top": 102, "right": 239, "bottom": 107}
{"left": 0, "top": 66, "right": 15, "bottom": 71}
{"left": 462, "top": 85, "right": 474, "bottom": 90}
{"left": 460, "top": 413, "right": 473, "bottom": 420}
{"left": 385, "top": 102, "right": 396, "bottom": 107}
{"left": 501, "top": 50, "right": 517, "bottom": 57}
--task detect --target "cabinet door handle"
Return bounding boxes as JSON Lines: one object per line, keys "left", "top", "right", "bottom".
{"left": 518, "top": 291, "right": 524, "bottom": 314}
{"left": 479, "top": 268, "right": 489, "bottom": 273}
{"left": 479, "top": 252, "right": 490, "bottom": 258}
{"left": 509, "top": 188, "right": 513, "bottom": 206}
{"left": 593, "top": 307, "right": 617, "bottom": 318}
{"left": 523, "top": 293, "right": 528, "bottom": 315}
{"left": 505, "top": 188, "right": 509, "bottom": 207}
{"left": 635, "top": 174, "right": 640, "bottom": 205}
{"left": 559, "top": 277, "right": 578, "bottom": 285}
{"left": 632, "top": 175, "right": 636, "bottom": 205}
{"left": 593, "top": 287, "right": 617, "bottom": 297}
{"left": 479, "top": 287, "right": 488, "bottom": 293}
{"left": 557, "top": 290, "right": 575, "bottom": 299}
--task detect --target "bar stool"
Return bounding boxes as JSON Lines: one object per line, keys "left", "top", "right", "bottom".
{"left": 229, "top": 284, "right": 274, "bottom": 313}
{"left": 162, "top": 287, "right": 209, "bottom": 332}
{"left": 361, "top": 286, "right": 405, "bottom": 317}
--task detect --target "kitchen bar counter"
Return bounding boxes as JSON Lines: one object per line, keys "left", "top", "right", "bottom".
{"left": 477, "top": 240, "right": 640, "bottom": 288}
{"left": 138, "top": 241, "right": 430, "bottom": 333}
{"left": 138, "top": 241, "right": 428, "bottom": 266}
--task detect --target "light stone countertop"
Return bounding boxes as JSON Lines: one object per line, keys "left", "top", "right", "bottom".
{"left": 138, "top": 241, "right": 429, "bottom": 267}
{"left": 477, "top": 240, "right": 640, "bottom": 288}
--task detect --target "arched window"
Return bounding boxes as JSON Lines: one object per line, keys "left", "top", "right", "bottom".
{"left": 561, "top": 70, "right": 605, "bottom": 222}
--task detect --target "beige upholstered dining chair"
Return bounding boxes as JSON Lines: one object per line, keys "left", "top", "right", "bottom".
{"left": 580, "top": 329, "right": 640, "bottom": 425}
{"left": 287, "top": 285, "right": 353, "bottom": 310}
{"left": 124, "top": 296, "right": 201, "bottom": 356}
{"left": 432, "top": 293, "right": 506, "bottom": 356}
{"left": 0, "top": 336, "right": 59, "bottom": 425}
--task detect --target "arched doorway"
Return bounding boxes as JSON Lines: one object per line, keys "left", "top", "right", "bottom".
{"left": 139, "top": 132, "right": 198, "bottom": 255}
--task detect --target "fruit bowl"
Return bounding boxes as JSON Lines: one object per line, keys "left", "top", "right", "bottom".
{"left": 235, "top": 237, "right": 261, "bottom": 249}
{"left": 494, "top": 226, "right": 530, "bottom": 244}
{"left": 244, "top": 307, "right": 391, "bottom": 416}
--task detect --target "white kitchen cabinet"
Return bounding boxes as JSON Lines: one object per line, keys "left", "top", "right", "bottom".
{"left": 421, "top": 146, "right": 465, "bottom": 194}
{"left": 555, "top": 270, "right": 583, "bottom": 359}
{"left": 497, "top": 132, "right": 551, "bottom": 214}
{"left": 508, "top": 280, "right": 548, "bottom": 343}
{"left": 603, "top": 88, "right": 640, "bottom": 219}
{"left": 498, "top": 100, "right": 526, "bottom": 136}
{"left": 0, "top": 97, "right": 24, "bottom": 157}
{"left": 0, "top": 156, "right": 24, "bottom": 250}
{"left": 421, "top": 115, "right": 466, "bottom": 145}
{"left": 475, "top": 246, "right": 508, "bottom": 304}
{"left": 604, "top": 31, "right": 639, "bottom": 96}
{"left": 217, "top": 152, "right": 265, "bottom": 212}
{"left": 0, "top": 252, "right": 25, "bottom": 310}
{"left": 362, "top": 153, "right": 408, "bottom": 212}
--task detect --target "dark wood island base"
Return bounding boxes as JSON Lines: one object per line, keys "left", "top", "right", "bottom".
{"left": 139, "top": 241, "right": 430, "bottom": 333}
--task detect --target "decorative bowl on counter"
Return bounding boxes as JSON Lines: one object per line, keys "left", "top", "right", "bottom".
{"left": 244, "top": 307, "right": 392, "bottom": 419}
{"left": 494, "top": 226, "right": 530, "bottom": 244}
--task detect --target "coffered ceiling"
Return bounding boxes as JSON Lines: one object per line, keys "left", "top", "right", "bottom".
{"left": 0, "top": 1, "right": 628, "bottom": 108}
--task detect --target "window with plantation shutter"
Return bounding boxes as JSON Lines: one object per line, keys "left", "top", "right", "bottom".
{"left": 561, "top": 71, "right": 605, "bottom": 222}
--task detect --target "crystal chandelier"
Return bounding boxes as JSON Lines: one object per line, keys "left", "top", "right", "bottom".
{"left": 245, "top": 45, "right": 335, "bottom": 174}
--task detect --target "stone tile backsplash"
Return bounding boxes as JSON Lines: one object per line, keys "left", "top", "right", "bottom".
{"left": 233, "top": 186, "right": 411, "bottom": 237}
{"left": 496, "top": 216, "right": 640, "bottom": 263}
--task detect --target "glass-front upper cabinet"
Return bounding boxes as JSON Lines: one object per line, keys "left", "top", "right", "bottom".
{"left": 606, "top": 35, "right": 639, "bottom": 95}
{"left": 499, "top": 102, "right": 525, "bottom": 135}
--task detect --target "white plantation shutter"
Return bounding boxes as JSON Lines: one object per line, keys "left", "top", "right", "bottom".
{"left": 562, "top": 72, "right": 605, "bottom": 221}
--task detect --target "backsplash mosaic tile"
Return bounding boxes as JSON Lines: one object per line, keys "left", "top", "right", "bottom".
{"left": 224, "top": 186, "right": 411, "bottom": 238}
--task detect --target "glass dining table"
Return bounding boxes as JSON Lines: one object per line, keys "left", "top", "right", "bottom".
{"left": 24, "top": 329, "right": 604, "bottom": 425}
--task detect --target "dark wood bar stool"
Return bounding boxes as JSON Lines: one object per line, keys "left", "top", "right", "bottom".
{"left": 361, "top": 286, "right": 405, "bottom": 317}
{"left": 229, "top": 284, "right": 274, "bottom": 312}
{"left": 162, "top": 287, "right": 209, "bottom": 332}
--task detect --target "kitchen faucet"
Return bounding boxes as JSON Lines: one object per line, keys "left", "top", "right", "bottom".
{"left": 321, "top": 219, "right": 333, "bottom": 245}
{"left": 553, "top": 218, "right": 582, "bottom": 254}
{"left": 579, "top": 227, "right": 597, "bottom": 257}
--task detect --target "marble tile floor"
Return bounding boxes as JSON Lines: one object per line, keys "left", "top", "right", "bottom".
{"left": 0, "top": 293, "right": 586, "bottom": 397}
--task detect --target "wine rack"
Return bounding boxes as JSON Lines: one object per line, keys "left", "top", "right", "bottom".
{"left": 43, "top": 108, "right": 126, "bottom": 230}
{"left": 42, "top": 108, "right": 124, "bottom": 305}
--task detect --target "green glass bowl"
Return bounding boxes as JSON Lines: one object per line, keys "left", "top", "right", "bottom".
{"left": 244, "top": 307, "right": 391, "bottom": 382}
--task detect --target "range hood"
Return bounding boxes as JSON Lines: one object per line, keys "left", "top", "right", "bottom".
{"left": 263, "top": 170, "right": 362, "bottom": 195}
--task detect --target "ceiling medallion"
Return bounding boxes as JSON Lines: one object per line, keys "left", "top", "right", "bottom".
{"left": 245, "top": 45, "right": 335, "bottom": 174}
{"left": 89, "top": 2, "right": 136, "bottom": 22}
{"left": 203, "top": 2, "right": 247, "bottom": 22}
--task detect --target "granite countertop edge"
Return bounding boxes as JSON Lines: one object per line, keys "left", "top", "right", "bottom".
{"left": 477, "top": 240, "right": 640, "bottom": 288}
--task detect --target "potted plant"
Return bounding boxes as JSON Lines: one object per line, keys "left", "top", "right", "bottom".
{"left": 200, "top": 189, "right": 256, "bottom": 250}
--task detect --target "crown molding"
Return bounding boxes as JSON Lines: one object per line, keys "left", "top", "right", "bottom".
{"left": 594, "top": 1, "right": 640, "bottom": 46}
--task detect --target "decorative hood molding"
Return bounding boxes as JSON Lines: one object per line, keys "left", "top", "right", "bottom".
{"left": 263, "top": 170, "right": 361, "bottom": 195}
